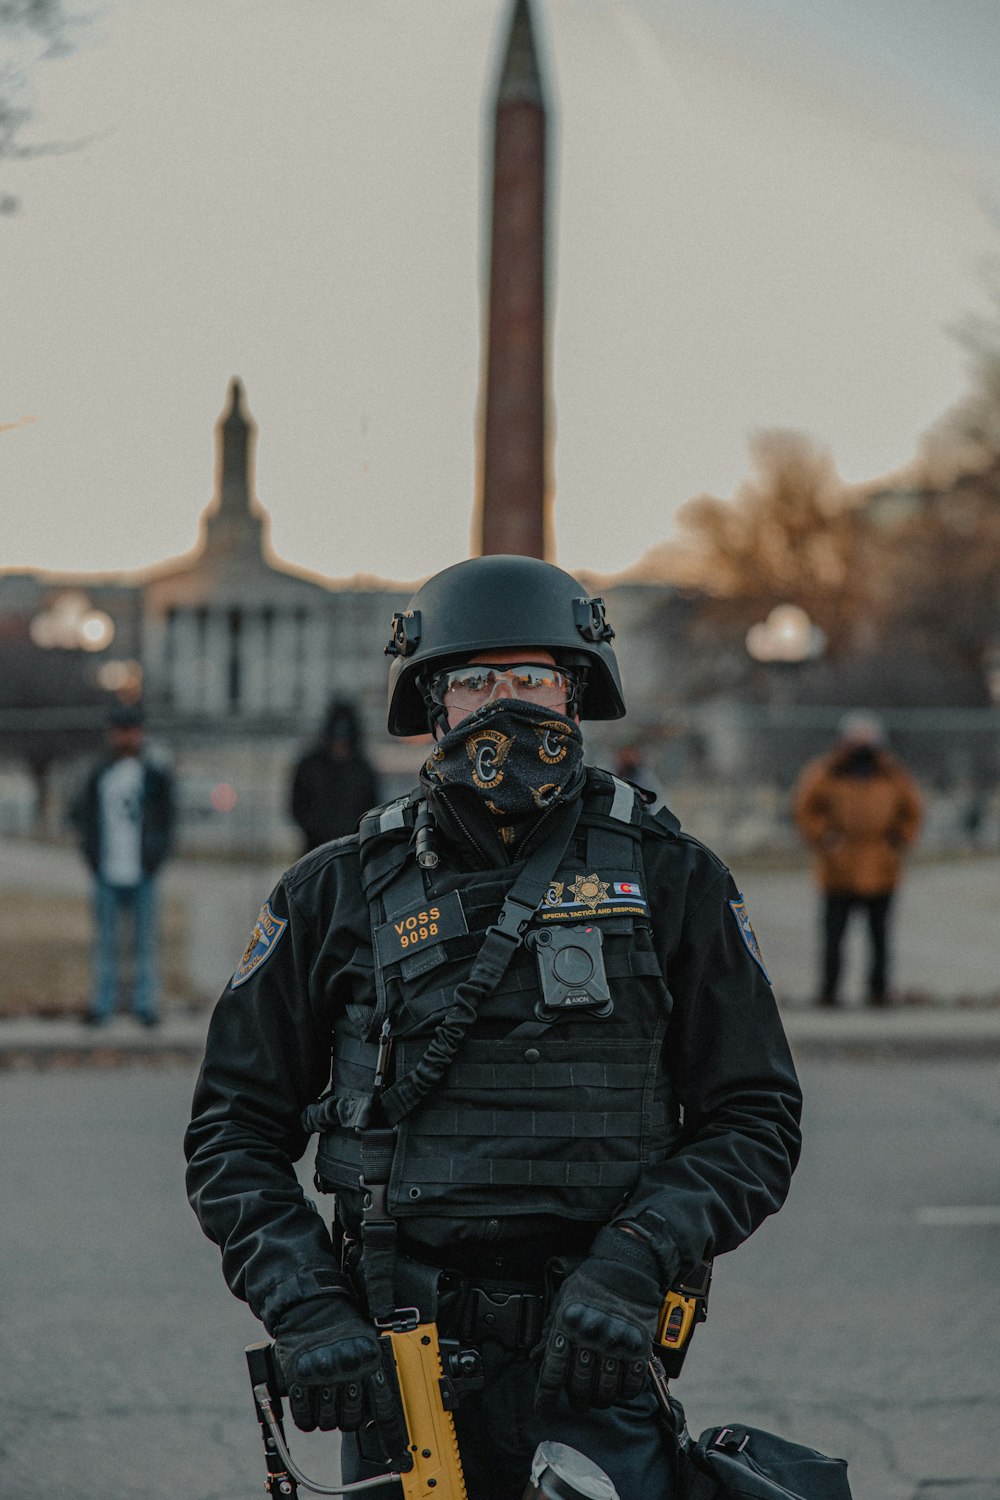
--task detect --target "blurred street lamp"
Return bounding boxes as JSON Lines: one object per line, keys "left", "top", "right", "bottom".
{"left": 29, "top": 590, "right": 115, "bottom": 652}
{"left": 78, "top": 612, "right": 115, "bottom": 650}
{"left": 746, "top": 604, "right": 825, "bottom": 665}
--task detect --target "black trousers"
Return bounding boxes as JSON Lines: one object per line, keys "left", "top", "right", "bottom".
{"left": 341, "top": 1337, "right": 677, "bottom": 1500}
{"left": 821, "top": 890, "right": 894, "bottom": 1003}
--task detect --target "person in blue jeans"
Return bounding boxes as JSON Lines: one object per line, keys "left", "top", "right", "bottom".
{"left": 70, "top": 704, "right": 175, "bottom": 1026}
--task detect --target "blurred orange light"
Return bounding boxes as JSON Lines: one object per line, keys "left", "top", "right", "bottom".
{"left": 211, "top": 782, "right": 238, "bottom": 813}
{"left": 96, "top": 659, "right": 143, "bottom": 693}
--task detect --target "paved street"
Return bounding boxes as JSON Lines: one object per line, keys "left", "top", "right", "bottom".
{"left": 2, "top": 1058, "right": 998, "bottom": 1499}
{"left": 680, "top": 1059, "right": 1000, "bottom": 1500}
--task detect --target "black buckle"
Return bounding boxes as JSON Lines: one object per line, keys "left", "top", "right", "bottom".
{"left": 477, "top": 912, "right": 532, "bottom": 986}
{"left": 463, "top": 1287, "right": 543, "bottom": 1350}
{"left": 495, "top": 895, "right": 537, "bottom": 935}
{"left": 360, "top": 1182, "right": 394, "bottom": 1227}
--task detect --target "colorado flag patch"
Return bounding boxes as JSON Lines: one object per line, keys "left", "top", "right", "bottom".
{"left": 231, "top": 900, "right": 288, "bottom": 989}
{"left": 729, "top": 895, "right": 770, "bottom": 981}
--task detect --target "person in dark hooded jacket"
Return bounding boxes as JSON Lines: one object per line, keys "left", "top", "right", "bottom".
{"left": 289, "top": 698, "right": 381, "bottom": 855}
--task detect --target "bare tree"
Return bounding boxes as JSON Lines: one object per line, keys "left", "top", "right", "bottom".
{"left": 920, "top": 264, "right": 1000, "bottom": 481}
{"left": 1, "top": 1, "right": 82, "bottom": 215}
{"left": 874, "top": 464, "right": 1000, "bottom": 705}
{"left": 875, "top": 268, "right": 1000, "bottom": 701}
{"left": 675, "top": 430, "right": 871, "bottom": 658}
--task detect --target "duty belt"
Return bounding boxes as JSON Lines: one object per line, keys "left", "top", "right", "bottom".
{"left": 440, "top": 1276, "right": 546, "bottom": 1353}
{"left": 341, "top": 1236, "right": 547, "bottom": 1353}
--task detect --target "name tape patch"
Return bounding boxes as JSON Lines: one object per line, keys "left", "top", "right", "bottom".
{"left": 231, "top": 900, "right": 288, "bottom": 989}
{"left": 373, "top": 889, "right": 467, "bottom": 966}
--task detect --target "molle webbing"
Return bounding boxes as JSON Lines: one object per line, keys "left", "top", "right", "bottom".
{"left": 313, "top": 775, "right": 679, "bottom": 1223}
{"left": 376, "top": 798, "right": 583, "bottom": 1125}
{"left": 317, "top": 1017, "right": 675, "bottom": 1217}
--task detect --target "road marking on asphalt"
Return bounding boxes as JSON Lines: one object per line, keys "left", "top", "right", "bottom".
{"left": 917, "top": 1207, "right": 1000, "bottom": 1227}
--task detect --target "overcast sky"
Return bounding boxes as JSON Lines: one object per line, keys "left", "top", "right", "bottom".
{"left": 3, "top": 0, "right": 999, "bottom": 585}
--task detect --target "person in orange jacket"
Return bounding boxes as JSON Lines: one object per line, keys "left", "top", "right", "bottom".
{"left": 793, "top": 713, "right": 923, "bottom": 1007}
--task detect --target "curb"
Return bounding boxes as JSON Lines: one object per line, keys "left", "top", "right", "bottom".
{"left": 0, "top": 1015, "right": 210, "bottom": 1069}
{"left": 781, "top": 1007, "right": 1000, "bottom": 1060}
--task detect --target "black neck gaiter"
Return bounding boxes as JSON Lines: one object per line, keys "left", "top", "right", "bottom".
{"left": 420, "top": 699, "right": 586, "bottom": 852}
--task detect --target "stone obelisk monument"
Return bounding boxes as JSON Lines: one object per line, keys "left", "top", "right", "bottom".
{"left": 476, "top": 0, "right": 551, "bottom": 560}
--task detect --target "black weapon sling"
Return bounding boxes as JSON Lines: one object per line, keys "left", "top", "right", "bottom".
{"left": 357, "top": 796, "right": 584, "bottom": 1322}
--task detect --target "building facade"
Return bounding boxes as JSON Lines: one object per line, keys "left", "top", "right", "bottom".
{"left": 1, "top": 379, "right": 702, "bottom": 852}
{"left": 141, "top": 379, "right": 406, "bottom": 734}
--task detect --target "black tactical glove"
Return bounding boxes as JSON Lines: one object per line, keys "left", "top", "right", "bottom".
{"left": 536, "top": 1227, "right": 663, "bottom": 1413}
{"left": 273, "top": 1295, "right": 404, "bottom": 1450}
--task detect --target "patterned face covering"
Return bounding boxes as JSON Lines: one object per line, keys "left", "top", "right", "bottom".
{"left": 421, "top": 698, "right": 585, "bottom": 846}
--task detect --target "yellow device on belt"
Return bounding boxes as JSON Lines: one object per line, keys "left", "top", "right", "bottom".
{"left": 653, "top": 1259, "right": 713, "bottom": 1378}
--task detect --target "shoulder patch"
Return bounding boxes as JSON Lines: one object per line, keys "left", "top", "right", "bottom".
{"left": 231, "top": 900, "right": 288, "bottom": 989}
{"left": 728, "top": 894, "right": 770, "bottom": 981}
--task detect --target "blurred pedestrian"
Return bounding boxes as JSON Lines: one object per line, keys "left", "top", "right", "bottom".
{"left": 961, "top": 784, "right": 988, "bottom": 849}
{"left": 793, "top": 713, "right": 923, "bottom": 1007}
{"left": 69, "top": 704, "right": 175, "bottom": 1026}
{"left": 612, "top": 742, "right": 661, "bottom": 801}
{"left": 289, "top": 698, "right": 381, "bottom": 854}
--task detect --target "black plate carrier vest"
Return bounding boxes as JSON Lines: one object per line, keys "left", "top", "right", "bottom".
{"left": 312, "top": 772, "right": 682, "bottom": 1223}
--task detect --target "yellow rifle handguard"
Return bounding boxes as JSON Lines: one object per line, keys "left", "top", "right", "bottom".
{"left": 383, "top": 1321, "right": 468, "bottom": 1500}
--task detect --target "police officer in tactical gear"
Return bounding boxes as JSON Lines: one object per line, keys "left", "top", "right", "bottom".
{"left": 185, "top": 555, "right": 803, "bottom": 1499}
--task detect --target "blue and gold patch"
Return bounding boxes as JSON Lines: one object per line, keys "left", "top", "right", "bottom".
{"left": 539, "top": 871, "right": 648, "bottom": 922}
{"left": 231, "top": 900, "right": 288, "bottom": 989}
{"left": 729, "top": 894, "right": 770, "bottom": 980}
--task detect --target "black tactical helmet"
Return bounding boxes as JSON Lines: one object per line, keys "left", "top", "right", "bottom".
{"left": 385, "top": 555, "right": 626, "bottom": 736}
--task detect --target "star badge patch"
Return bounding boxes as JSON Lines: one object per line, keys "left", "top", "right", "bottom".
{"left": 568, "top": 873, "right": 610, "bottom": 908}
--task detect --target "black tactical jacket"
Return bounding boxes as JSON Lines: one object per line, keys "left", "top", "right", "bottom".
{"left": 70, "top": 757, "right": 175, "bottom": 878}
{"left": 185, "top": 770, "right": 802, "bottom": 1334}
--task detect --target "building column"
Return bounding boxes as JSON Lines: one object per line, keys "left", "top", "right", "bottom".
{"left": 302, "top": 610, "right": 331, "bottom": 718}
{"left": 203, "top": 609, "right": 231, "bottom": 716}
{"left": 170, "top": 609, "right": 201, "bottom": 714}
{"left": 240, "top": 609, "right": 269, "bottom": 716}
{"left": 268, "top": 611, "right": 300, "bottom": 715}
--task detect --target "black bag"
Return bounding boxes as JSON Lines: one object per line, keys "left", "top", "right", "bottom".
{"left": 668, "top": 1396, "right": 853, "bottom": 1499}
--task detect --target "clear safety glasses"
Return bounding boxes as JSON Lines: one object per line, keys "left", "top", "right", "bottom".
{"left": 427, "top": 662, "right": 577, "bottom": 714}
